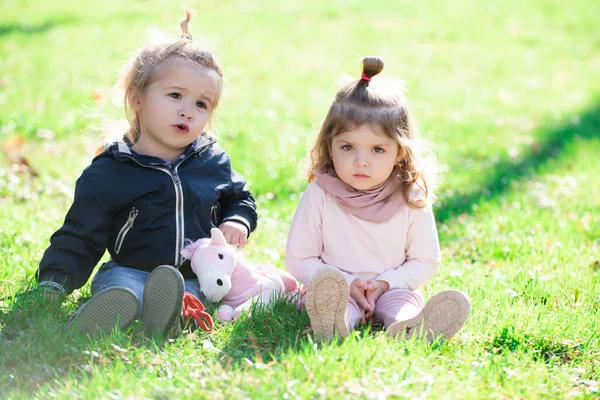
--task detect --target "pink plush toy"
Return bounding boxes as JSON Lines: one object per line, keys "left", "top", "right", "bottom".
{"left": 181, "top": 228, "right": 299, "bottom": 321}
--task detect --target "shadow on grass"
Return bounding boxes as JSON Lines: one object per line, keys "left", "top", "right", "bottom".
{"left": 0, "top": 16, "right": 78, "bottom": 37}
{"left": 215, "top": 295, "right": 392, "bottom": 366}
{"left": 435, "top": 101, "right": 600, "bottom": 224}
{"left": 0, "top": 287, "right": 79, "bottom": 393}
{"left": 215, "top": 295, "right": 311, "bottom": 365}
{"left": 0, "top": 287, "right": 167, "bottom": 394}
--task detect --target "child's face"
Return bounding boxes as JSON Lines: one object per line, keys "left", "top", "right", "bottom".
{"left": 330, "top": 124, "right": 399, "bottom": 191}
{"left": 131, "top": 62, "right": 219, "bottom": 161}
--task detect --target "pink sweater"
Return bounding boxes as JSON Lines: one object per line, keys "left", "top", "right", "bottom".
{"left": 285, "top": 182, "right": 441, "bottom": 290}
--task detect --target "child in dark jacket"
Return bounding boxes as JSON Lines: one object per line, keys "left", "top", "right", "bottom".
{"left": 37, "top": 8, "right": 257, "bottom": 337}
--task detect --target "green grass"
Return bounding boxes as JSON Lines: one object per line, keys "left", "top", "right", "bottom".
{"left": 1, "top": 0, "right": 600, "bottom": 398}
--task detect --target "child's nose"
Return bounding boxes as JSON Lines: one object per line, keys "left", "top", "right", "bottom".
{"left": 355, "top": 153, "right": 369, "bottom": 167}
{"left": 179, "top": 104, "right": 194, "bottom": 120}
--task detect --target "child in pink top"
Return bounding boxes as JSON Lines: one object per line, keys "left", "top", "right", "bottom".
{"left": 285, "top": 56, "right": 471, "bottom": 342}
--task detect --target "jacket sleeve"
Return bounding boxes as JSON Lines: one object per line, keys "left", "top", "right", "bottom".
{"left": 37, "top": 171, "right": 113, "bottom": 294}
{"left": 219, "top": 159, "right": 258, "bottom": 237}
{"left": 284, "top": 183, "right": 339, "bottom": 286}
{"left": 375, "top": 205, "right": 441, "bottom": 290}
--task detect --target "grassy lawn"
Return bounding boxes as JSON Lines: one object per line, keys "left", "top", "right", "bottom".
{"left": 1, "top": 0, "right": 599, "bottom": 398}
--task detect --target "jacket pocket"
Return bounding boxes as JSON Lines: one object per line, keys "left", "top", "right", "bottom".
{"left": 114, "top": 207, "right": 138, "bottom": 254}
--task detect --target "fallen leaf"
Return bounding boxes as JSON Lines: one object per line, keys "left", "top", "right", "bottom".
{"left": 2, "top": 136, "right": 25, "bottom": 153}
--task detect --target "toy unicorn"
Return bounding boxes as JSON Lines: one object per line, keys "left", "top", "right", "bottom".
{"left": 181, "top": 228, "right": 299, "bottom": 321}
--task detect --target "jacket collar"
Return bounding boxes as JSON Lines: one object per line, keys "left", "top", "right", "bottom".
{"left": 99, "top": 133, "right": 216, "bottom": 166}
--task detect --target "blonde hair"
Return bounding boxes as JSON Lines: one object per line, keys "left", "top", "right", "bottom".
{"left": 118, "top": 7, "right": 223, "bottom": 142}
{"left": 308, "top": 56, "right": 439, "bottom": 209}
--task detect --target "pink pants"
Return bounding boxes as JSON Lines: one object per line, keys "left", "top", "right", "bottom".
{"left": 347, "top": 288, "right": 425, "bottom": 330}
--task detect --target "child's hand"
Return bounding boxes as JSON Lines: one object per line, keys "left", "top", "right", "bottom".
{"left": 364, "top": 280, "right": 390, "bottom": 319}
{"left": 349, "top": 278, "right": 372, "bottom": 320}
{"left": 218, "top": 221, "right": 249, "bottom": 248}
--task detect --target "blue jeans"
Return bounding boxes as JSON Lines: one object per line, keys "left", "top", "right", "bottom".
{"left": 88, "top": 260, "right": 204, "bottom": 317}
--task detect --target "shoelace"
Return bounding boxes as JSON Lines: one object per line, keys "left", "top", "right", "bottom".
{"left": 182, "top": 292, "right": 213, "bottom": 332}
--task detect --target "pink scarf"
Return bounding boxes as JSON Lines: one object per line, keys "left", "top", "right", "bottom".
{"left": 314, "top": 170, "right": 402, "bottom": 222}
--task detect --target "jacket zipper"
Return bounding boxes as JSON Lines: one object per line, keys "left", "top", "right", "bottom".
{"left": 120, "top": 140, "right": 214, "bottom": 267}
{"left": 171, "top": 166, "right": 184, "bottom": 267}
{"left": 114, "top": 207, "right": 138, "bottom": 254}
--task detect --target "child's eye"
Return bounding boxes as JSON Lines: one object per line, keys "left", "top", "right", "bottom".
{"left": 168, "top": 93, "right": 182, "bottom": 99}
{"left": 373, "top": 147, "right": 385, "bottom": 154}
{"left": 341, "top": 144, "right": 354, "bottom": 151}
{"left": 196, "top": 100, "right": 207, "bottom": 109}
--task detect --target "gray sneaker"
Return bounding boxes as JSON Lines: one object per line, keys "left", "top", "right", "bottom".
{"left": 67, "top": 287, "right": 139, "bottom": 335}
{"left": 140, "top": 265, "right": 185, "bottom": 337}
{"left": 305, "top": 266, "right": 350, "bottom": 341}
{"left": 386, "top": 289, "right": 471, "bottom": 343}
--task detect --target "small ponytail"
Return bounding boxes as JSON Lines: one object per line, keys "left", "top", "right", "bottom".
{"left": 180, "top": 6, "right": 197, "bottom": 40}
{"left": 360, "top": 56, "right": 384, "bottom": 86}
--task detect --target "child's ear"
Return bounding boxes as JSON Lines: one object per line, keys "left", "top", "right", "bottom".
{"left": 129, "top": 91, "right": 142, "bottom": 112}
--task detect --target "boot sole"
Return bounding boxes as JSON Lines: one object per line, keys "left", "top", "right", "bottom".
{"left": 305, "top": 267, "right": 349, "bottom": 341}
{"left": 386, "top": 289, "right": 471, "bottom": 342}
{"left": 140, "top": 265, "right": 184, "bottom": 337}
{"left": 67, "top": 287, "right": 139, "bottom": 335}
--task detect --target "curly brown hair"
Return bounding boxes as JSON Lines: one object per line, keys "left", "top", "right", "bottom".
{"left": 307, "top": 56, "right": 438, "bottom": 209}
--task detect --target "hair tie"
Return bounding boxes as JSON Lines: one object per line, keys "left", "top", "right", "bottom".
{"left": 360, "top": 72, "right": 372, "bottom": 82}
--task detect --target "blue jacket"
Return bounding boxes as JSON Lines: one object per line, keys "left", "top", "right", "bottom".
{"left": 38, "top": 133, "right": 257, "bottom": 294}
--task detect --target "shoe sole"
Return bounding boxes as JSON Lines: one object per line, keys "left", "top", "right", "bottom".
{"left": 67, "top": 287, "right": 139, "bottom": 335}
{"left": 386, "top": 290, "right": 471, "bottom": 343}
{"left": 305, "top": 267, "right": 349, "bottom": 341}
{"left": 140, "top": 265, "right": 184, "bottom": 337}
